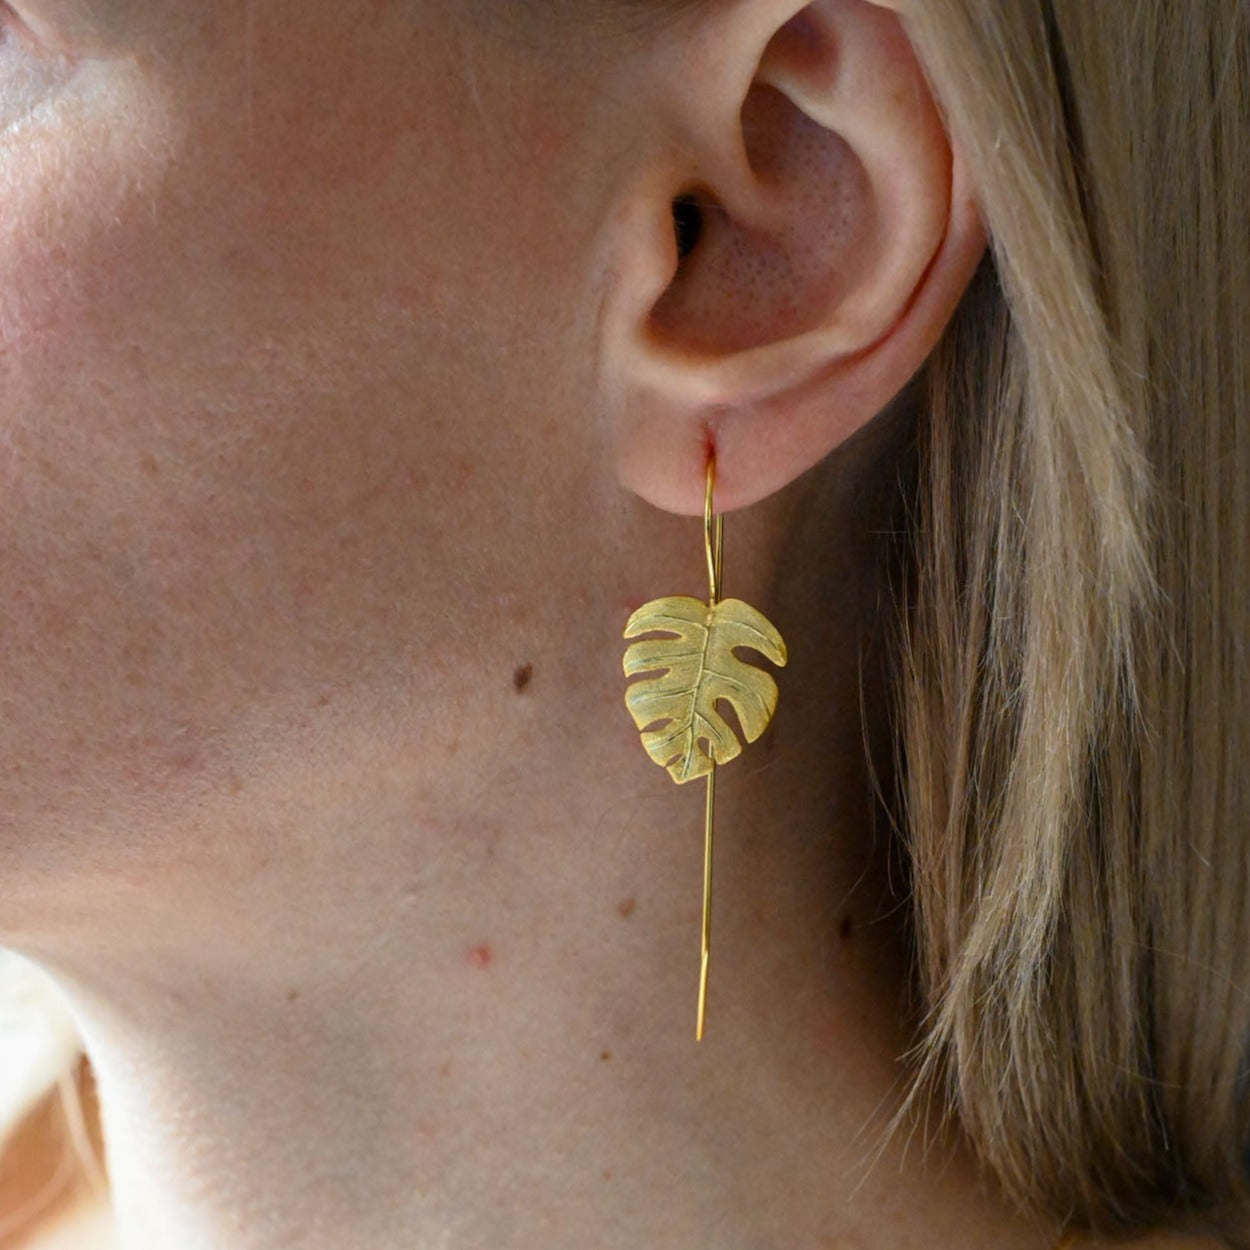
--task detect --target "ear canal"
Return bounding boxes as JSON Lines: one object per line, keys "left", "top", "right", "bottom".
{"left": 672, "top": 195, "right": 706, "bottom": 262}
{"left": 650, "top": 78, "right": 877, "bottom": 362}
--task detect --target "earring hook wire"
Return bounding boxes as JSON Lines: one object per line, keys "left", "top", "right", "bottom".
{"left": 697, "top": 453, "right": 723, "bottom": 1040}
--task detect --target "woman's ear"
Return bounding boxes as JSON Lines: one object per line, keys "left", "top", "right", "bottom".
{"left": 601, "top": 0, "right": 985, "bottom": 515}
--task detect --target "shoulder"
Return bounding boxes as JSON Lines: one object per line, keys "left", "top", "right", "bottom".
{"left": 5, "top": 1188, "right": 117, "bottom": 1250}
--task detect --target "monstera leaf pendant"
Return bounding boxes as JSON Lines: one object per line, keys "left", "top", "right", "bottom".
{"left": 621, "top": 456, "right": 787, "bottom": 1039}
{"left": 623, "top": 596, "right": 787, "bottom": 783}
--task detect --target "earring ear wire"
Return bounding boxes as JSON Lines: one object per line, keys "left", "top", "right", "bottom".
{"left": 623, "top": 451, "right": 788, "bottom": 1040}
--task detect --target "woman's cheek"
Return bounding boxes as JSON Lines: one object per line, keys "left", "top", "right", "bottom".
{"left": 0, "top": 60, "right": 188, "bottom": 370}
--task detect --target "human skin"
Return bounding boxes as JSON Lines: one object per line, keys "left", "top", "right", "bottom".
{"left": 0, "top": 1, "right": 1210, "bottom": 1248}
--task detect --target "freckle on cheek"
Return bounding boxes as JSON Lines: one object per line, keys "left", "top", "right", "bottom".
{"left": 466, "top": 943, "right": 492, "bottom": 970}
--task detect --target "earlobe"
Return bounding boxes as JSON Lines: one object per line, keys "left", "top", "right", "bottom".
{"left": 604, "top": 0, "right": 986, "bottom": 516}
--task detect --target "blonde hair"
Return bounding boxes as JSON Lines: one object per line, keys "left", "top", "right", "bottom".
{"left": 897, "top": 0, "right": 1249, "bottom": 1241}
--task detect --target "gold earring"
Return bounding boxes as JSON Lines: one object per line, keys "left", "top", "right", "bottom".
{"left": 622, "top": 452, "right": 788, "bottom": 1040}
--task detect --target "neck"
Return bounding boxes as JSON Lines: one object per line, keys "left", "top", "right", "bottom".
{"left": 26, "top": 430, "right": 1056, "bottom": 1250}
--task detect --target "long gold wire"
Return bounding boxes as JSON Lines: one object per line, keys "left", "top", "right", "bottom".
{"left": 704, "top": 457, "right": 722, "bottom": 604}
{"left": 697, "top": 454, "right": 723, "bottom": 1041}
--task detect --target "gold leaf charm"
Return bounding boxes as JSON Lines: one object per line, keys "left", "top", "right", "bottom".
{"left": 623, "top": 596, "right": 787, "bottom": 784}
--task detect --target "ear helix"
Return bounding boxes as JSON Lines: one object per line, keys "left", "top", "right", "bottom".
{"left": 622, "top": 449, "right": 788, "bottom": 1040}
